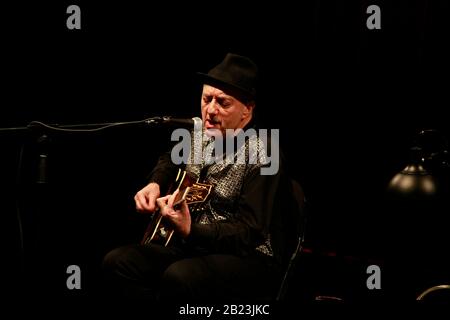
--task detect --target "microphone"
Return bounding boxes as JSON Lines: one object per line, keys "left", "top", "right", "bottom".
{"left": 150, "top": 116, "right": 202, "bottom": 129}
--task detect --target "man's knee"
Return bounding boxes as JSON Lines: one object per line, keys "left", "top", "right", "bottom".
{"left": 162, "top": 262, "right": 191, "bottom": 286}
{"left": 102, "top": 245, "right": 135, "bottom": 272}
{"left": 160, "top": 260, "right": 205, "bottom": 298}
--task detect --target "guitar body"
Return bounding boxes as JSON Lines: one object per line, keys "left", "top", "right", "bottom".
{"left": 141, "top": 169, "right": 213, "bottom": 246}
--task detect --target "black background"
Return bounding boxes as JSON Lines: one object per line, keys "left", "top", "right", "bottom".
{"left": 1, "top": 0, "right": 449, "bottom": 302}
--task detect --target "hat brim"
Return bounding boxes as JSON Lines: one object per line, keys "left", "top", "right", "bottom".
{"left": 196, "top": 72, "right": 255, "bottom": 100}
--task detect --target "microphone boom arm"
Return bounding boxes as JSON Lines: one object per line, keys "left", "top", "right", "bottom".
{"left": 0, "top": 116, "right": 199, "bottom": 135}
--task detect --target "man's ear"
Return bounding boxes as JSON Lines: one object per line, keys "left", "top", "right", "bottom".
{"left": 242, "top": 101, "right": 255, "bottom": 119}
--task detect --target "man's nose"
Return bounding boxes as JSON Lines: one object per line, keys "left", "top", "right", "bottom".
{"left": 207, "top": 99, "right": 219, "bottom": 114}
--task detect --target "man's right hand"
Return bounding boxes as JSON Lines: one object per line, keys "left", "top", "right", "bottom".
{"left": 134, "top": 182, "right": 161, "bottom": 213}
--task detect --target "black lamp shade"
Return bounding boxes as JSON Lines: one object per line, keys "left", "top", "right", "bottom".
{"left": 387, "top": 163, "right": 438, "bottom": 197}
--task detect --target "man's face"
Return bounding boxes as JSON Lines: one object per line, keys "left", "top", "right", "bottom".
{"left": 201, "top": 84, "right": 253, "bottom": 136}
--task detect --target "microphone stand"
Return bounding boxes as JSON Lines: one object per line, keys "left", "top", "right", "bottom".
{"left": 0, "top": 116, "right": 174, "bottom": 294}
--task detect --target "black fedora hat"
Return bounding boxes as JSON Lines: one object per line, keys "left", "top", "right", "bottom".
{"left": 197, "top": 53, "right": 258, "bottom": 99}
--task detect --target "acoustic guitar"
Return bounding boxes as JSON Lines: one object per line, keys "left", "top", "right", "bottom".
{"left": 141, "top": 169, "right": 213, "bottom": 246}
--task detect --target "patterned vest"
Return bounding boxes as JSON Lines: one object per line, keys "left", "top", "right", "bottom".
{"left": 185, "top": 128, "right": 273, "bottom": 257}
